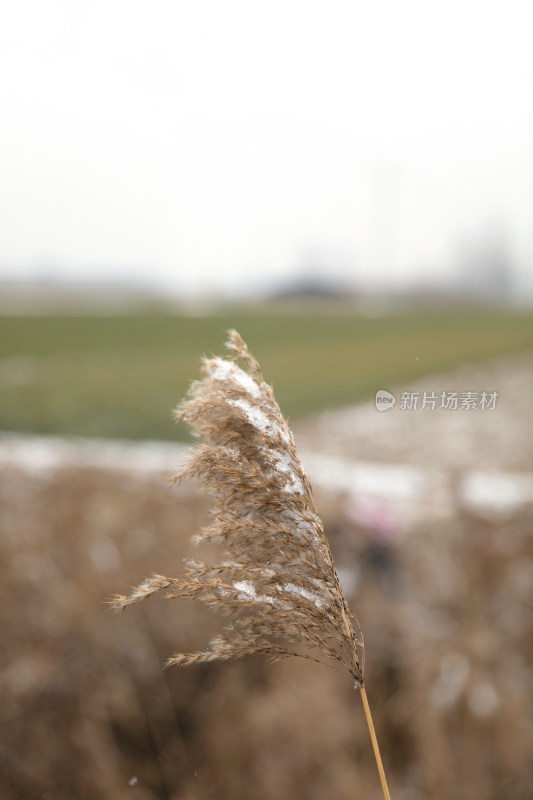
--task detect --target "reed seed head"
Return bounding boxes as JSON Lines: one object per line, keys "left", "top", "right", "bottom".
{"left": 112, "top": 330, "right": 365, "bottom": 686}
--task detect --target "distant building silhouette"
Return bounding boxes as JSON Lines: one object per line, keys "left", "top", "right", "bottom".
{"left": 270, "top": 272, "right": 357, "bottom": 304}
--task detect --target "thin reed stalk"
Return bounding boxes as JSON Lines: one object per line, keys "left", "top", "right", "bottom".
{"left": 361, "top": 688, "right": 391, "bottom": 800}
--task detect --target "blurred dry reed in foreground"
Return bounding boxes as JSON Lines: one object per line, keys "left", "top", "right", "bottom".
{"left": 113, "top": 330, "right": 390, "bottom": 797}
{"left": 1, "top": 463, "right": 532, "bottom": 799}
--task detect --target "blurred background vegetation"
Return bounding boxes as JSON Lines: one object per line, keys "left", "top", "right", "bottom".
{"left": 2, "top": 307, "right": 533, "bottom": 440}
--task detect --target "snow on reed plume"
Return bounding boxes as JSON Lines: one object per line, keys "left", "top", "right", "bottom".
{"left": 112, "top": 330, "right": 365, "bottom": 686}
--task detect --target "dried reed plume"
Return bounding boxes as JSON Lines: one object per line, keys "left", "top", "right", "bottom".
{"left": 112, "top": 330, "right": 391, "bottom": 800}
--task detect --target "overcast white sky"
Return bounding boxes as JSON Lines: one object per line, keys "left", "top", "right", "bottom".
{"left": 1, "top": 0, "right": 532, "bottom": 296}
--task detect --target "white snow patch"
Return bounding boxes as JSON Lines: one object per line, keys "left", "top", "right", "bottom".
{"left": 233, "top": 579, "right": 275, "bottom": 605}
{"left": 233, "top": 578, "right": 323, "bottom": 609}
{"left": 208, "top": 358, "right": 261, "bottom": 398}
{"left": 460, "top": 471, "right": 533, "bottom": 516}
{"left": 264, "top": 448, "right": 304, "bottom": 494}
{"left": 282, "top": 582, "right": 324, "bottom": 608}
{"left": 228, "top": 398, "right": 291, "bottom": 445}
{"left": 233, "top": 579, "right": 256, "bottom": 598}
{"left": 301, "top": 452, "right": 423, "bottom": 501}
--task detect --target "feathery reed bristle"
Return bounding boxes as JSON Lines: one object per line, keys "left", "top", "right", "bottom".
{"left": 112, "top": 329, "right": 365, "bottom": 686}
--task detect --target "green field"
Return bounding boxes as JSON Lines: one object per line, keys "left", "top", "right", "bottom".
{"left": 1, "top": 308, "right": 532, "bottom": 440}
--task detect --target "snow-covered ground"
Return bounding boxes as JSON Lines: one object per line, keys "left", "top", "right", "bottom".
{"left": 1, "top": 432, "right": 531, "bottom": 526}
{"left": 0, "top": 433, "right": 190, "bottom": 476}
{"left": 293, "top": 349, "right": 533, "bottom": 472}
